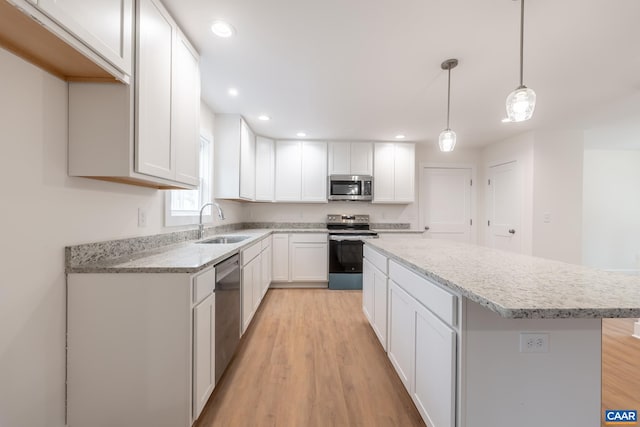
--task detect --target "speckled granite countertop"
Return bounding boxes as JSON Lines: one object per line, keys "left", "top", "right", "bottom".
{"left": 366, "top": 238, "right": 640, "bottom": 319}
{"left": 66, "top": 229, "right": 329, "bottom": 274}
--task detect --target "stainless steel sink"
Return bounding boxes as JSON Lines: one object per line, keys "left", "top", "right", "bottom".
{"left": 197, "top": 235, "right": 250, "bottom": 244}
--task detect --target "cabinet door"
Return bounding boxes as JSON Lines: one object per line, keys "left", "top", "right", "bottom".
{"left": 362, "top": 259, "right": 375, "bottom": 324}
{"left": 394, "top": 143, "right": 415, "bottom": 202}
{"left": 241, "top": 261, "right": 254, "bottom": 334}
{"left": 373, "top": 143, "right": 395, "bottom": 202}
{"left": 37, "top": 0, "right": 133, "bottom": 75}
{"left": 290, "top": 243, "right": 328, "bottom": 281}
{"left": 261, "top": 245, "right": 272, "bottom": 296}
{"left": 328, "top": 142, "right": 350, "bottom": 175}
{"left": 350, "top": 142, "right": 373, "bottom": 176}
{"left": 193, "top": 292, "right": 215, "bottom": 419}
{"left": 172, "top": 31, "right": 200, "bottom": 186}
{"left": 136, "top": 0, "right": 173, "bottom": 180}
{"left": 301, "top": 141, "right": 328, "bottom": 202}
{"left": 252, "top": 255, "right": 262, "bottom": 311}
{"left": 272, "top": 234, "right": 289, "bottom": 281}
{"left": 255, "top": 136, "right": 275, "bottom": 201}
{"left": 275, "top": 141, "right": 302, "bottom": 201}
{"left": 372, "top": 264, "right": 388, "bottom": 350}
{"left": 413, "top": 302, "right": 456, "bottom": 427}
{"left": 240, "top": 121, "right": 256, "bottom": 200}
{"left": 388, "top": 280, "right": 415, "bottom": 392}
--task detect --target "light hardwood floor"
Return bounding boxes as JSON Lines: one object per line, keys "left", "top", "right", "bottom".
{"left": 602, "top": 318, "right": 640, "bottom": 423}
{"left": 195, "top": 289, "right": 425, "bottom": 427}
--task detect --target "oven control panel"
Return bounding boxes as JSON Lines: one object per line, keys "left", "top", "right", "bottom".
{"left": 327, "top": 214, "right": 369, "bottom": 225}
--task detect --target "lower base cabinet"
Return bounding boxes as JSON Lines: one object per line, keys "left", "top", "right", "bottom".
{"left": 241, "top": 236, "right": 272, "bottom": 335}
{"left": 365, "top": 245, "right": 458, "bottom": 427}
{"left": 67, "top": 267, "right": 216, "bottom": 427}
{"left": 272, "top": 233, "right": 328, "bottom": 284}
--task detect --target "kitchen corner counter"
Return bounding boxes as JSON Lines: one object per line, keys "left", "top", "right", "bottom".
{"left": 365, "top": 238, "right": 640, "bottom": 319}
{"left": 67, "top": 230, "right": 274, "bottom": 274}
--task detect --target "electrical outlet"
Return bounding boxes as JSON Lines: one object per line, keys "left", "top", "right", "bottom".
{"left": 543, "top": 212, "right": 551, "bottom": 223}
{"left": 138, "top": 208, "right": 147, "bottom": 227}
{"left": 519, "top": 332, "right": 549, "bottom": 353}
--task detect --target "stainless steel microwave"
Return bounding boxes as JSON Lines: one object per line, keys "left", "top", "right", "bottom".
{"left": 328, "top": 175, "right": 373, "bottom": 201}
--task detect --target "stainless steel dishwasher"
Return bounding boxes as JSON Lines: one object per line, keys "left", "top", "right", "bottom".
{"left": 214, "top": 254, "right": 240, "bottom": 384}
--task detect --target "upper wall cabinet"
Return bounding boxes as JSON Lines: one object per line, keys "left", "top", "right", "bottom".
{"left": 328, "top": 142, "right": 373, "bottom": 176}
{"left": 0, "top": 0, "right": 132, "bottom": 82}
{"left": 255, "top": 136, "right": 275, "bottom": 202}
{"left": 68, "top": 0, "right": 200, "bottom": 189}
{"left": 373, "top": 143, "right": 415, "bottom": 203}
{"left": 214, "top": 115, "right": 256, "bottom": 201}
{"left": 275, "top": 141, "right": 327, "bottom": 203}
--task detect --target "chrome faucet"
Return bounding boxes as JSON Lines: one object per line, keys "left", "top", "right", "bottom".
{"left": 198, "top": 202, "right": 225, "bottom": 239}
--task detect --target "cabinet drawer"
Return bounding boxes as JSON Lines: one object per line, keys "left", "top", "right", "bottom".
{"left": 289, "top": 233, "right": 327, "bottom": 243}
{"left": 261, "top": 235, "right": 272, "bottom": 251}
{"left": 193, "top": 267, "right": 215, "bottom": 304}
{"left": 389, "top": 260, "right": 457, "bottom": 327}
{"left": 241, "top": 241, "right": 262, "bottom": 266}
{"left": 364, "top": 245, "right": 388, "bottom": 274}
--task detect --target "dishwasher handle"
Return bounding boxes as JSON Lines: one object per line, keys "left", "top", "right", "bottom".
{"left": 215, "top": 254, "right": 239, "bottom": 281}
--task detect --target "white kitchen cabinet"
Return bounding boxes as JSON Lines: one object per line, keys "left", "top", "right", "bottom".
{"left": 35, "top": 0, "right": 133, "bottom": 75}
{"left": 68, "top": 0, "right": 200, "bottom": 189}
{"left": 275, "top": 141, "right": 327, "bottom": 202}
{"left": 193, "top": 292, "right": 215, "bottom": 419}
{"left": 301, "top": 141, "right": 328, "bottom": 201}
{"left": 67, "top": 266, "right": 216, "bottom": 427}
{"left": 328, "top": 142, "right": 373, "bottom": 176}
{"left": 363, "top": 258, "right": 389, "bottom": 350}
{"left": 373, "top": 143, "right": 415, "bottom": 203}
{"left": 3, "top": 0, "right": 132, "bottom": 82}
{"left": 272, "top": 234, "right": 290, "bottom": 281}
{"left": 388, "top": 280, "right": 415, "bottom": 392}
{"left": 255, "top": 136, "right": 275, "bottom": 202}
{"left": 290, "top": 234, "right": 328, "bottom": 282}
{"left": 275, "top": 141, "right": 302, "bottom": 201}
{"left": 413, "top": 301, "right": 456, "bottom": 427}
{"left": 251, "top": 254, "right": 262, "bottom": 311}
{"left": 241, "top": 241, "right": 262, "bottom": 334}
{"left": 214, "top": 115, "right": 256, "bottom": 200}
{"left": 261, "top": 239, "right": 273, "bottom": 297}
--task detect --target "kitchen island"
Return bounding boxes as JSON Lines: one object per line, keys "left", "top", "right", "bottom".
{"left": 363, "top": 238, "right": 640, "bottom": 427}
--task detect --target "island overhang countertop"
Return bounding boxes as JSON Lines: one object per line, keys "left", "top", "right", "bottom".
{"left": 365, "top": 238, "right": 640, "bottom": 319}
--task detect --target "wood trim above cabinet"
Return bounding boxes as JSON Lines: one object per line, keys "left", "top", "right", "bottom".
{"left": 0, "top": 1, "right": 123, "bottom": 82}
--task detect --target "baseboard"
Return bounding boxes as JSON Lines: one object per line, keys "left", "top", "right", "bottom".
{"left": 270, "top": 282, "right": 328, "bottom": 289}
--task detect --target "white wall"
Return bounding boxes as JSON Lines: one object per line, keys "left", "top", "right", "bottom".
{"left": 0, "top": 49, "right": 242, "bottom": 427}
{"left": 532, "top": 130, "right": 584, "bottom": 264}
{"left": 583, "top": 149, "right": 640, "bottom": 272}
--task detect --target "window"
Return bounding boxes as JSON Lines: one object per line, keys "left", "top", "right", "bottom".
{"left": 165, "top": 134, "right": 213, "bottom": 226}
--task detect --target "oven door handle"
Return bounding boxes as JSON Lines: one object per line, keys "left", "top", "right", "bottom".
{"left": 329, "top": 235, "right": 377, "bottom": 241}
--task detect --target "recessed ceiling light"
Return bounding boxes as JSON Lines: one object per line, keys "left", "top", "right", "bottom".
{"left": 211, "top": 20, "right": 235, "bottom": 38}
{"left": 258, "top": 115, "right": 271, "bottom": 121}
{"left": 296, "top": 132, "right": 307, "bottom": 137}
{"left": 395, "top": 134, "right": 406, "bottom": 139}
{"left": 228, "top": 88, "right": 238, "bottom": 97}
{"left": 501, "top": 117, "right": 512, "bottom": 123}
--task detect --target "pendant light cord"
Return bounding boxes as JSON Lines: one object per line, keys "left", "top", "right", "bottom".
{"left": 446, "top": 66, "right": 451, "bottom": 129}
{"left": 519, "top": 0, "right": 525, "bottom": 87}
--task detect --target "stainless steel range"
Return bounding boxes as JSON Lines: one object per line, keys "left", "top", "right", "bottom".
{"left": 327, "top": 214, "right": 378, "bottom": 290}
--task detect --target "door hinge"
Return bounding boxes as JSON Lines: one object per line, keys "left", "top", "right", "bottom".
{"left": 488, "top": 179, "right": 491, "bottom": 185}
{"left": 488, "top": 220, "right": 491, "bottom": 226}
{"left": 470, "top": 219, "right": 473, "bottom": 226}
{"left": 470, "top": 179, "right": 473, "bottom": 186}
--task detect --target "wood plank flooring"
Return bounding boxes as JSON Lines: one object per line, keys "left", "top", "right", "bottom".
{"left": 195, "top": 289, "right": 425, "bottom": 427}
{"left": 602, "top": 318, "right": 640, "bottom": 421}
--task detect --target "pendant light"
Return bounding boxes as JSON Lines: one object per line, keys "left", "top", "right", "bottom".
{"left": 506, "top": 0, "right": 536, "bottom": 122}
{"left": 439, "top": 58, "right": 458, "bottom": 152}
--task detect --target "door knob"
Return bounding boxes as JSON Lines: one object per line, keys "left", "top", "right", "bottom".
{"left": 424, "top": 226, "right": 430, "bottom": 231}
{"left": 508, "top": 229, "right": 516, "bottom": 234}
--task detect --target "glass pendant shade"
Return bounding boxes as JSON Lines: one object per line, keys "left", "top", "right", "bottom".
{"left": 438, "top": 129, "right": 456, "bottom": 152}
{"left": 506, "top": 85, "right": 536, "bottom": 122}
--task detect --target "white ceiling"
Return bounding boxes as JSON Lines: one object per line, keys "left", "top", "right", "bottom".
{"left": 162, "top": 0, "right": 640, "bottom": 148}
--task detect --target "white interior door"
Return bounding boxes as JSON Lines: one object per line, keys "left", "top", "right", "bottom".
{"left": 488, "top": 161, "right": 522, "bottom": 253}
{"left": 422, "top": 167, "right": 472, "bottom": 242}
